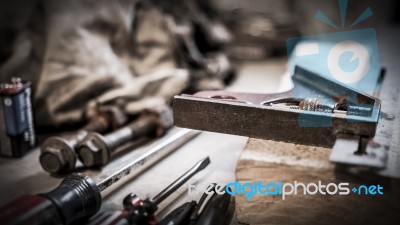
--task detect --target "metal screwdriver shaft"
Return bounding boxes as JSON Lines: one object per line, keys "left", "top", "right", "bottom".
{"left": 96, "top": 129, "right": 199, "bottom": 192}
{"left": 152, "top": 157, "right": 210, "bottom": 205}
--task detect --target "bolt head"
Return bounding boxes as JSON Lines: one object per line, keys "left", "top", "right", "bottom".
{"left": 97, "top": 106, "right": 128, "bottom": 130}
{"left": 143, "top": 105, "right": 173, "bottom": 137}
{"left": 77, "top": 133, "right": 110, "bottom": 167}
{"left": 40, "top": 137, "right": 77, "bottom": 174}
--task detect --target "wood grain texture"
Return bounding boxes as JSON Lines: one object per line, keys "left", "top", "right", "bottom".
{"left": 236, "top": 138, "right": 400, "bottom": 225}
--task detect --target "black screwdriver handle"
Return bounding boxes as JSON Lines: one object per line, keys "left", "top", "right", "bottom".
{"left": 160, "top": 184, "right": 215, "bottom": 225}
{"left": 0, "top": 174, "right": 102, "bottom": 225}
{"left": 0, "top": 195, "right": 62, "bottom": 225}
{"left": 194, "top": 186, "right": 234, "bottom": 225}
{"left": 158, "top": 201, "right": 197, "bottom": 225}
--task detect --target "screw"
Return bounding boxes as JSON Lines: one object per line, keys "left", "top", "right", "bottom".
{"left": 265, "top": 97, "right": 334, "bottom": 113}
{"left": 77, "top": 105, "right": 173, "bottom": 168}
{"left": 40, "top": 107, "right": 127, "bottom": 174}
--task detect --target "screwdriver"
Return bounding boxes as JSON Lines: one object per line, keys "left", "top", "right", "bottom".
{"left": 0, "top": 129, "right": 200, "bottom": 225}
{"left": 86, "top": 157, "right": 210, "bottom": 225}
{"left": 158, "top": 184, "right": 212, "bottom": 225}
{"left": 159, "top": 185, "right": 235, "bottom": 225}
{"left": 193, "top": 185, "right": 235, "bottom": 225}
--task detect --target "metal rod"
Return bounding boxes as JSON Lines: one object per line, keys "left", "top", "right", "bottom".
{"left": 151, "top": 157, "right": 210, "bottom": 205}
{"left": 96, "top": 129, "right": 200, "bottom": 192}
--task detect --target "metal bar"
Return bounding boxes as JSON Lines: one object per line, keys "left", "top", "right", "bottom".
{"left": 96, "top": 129, "right": 200, "bottom": 192}
{"left": 173, "top": 95, "right": 378, "bottom": 148}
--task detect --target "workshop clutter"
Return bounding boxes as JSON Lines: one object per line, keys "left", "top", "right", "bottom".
{"left": 0, "top": 0, "right": 235, "bottom": 128}
{"left": 0, "top": 1, "right": 236, "bottom": 224}
{"left": 1, "top": 1, "right": 398, "bottom": 225}
{"left": 0, "top": 154, "right": 235, "bottom": 225}
{"left": 40, "top": 105, "right": 173, "bottom": 174}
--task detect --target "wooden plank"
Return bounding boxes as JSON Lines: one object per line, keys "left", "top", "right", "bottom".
{"left": 236, "top": 138, "right": 400, "bottom": 225}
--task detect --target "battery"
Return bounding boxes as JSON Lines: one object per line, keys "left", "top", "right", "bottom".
{"left": 0, "top": 77, "right": 36, "bottom": 157}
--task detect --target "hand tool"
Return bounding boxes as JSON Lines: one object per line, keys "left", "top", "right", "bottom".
{"left": 173, "top": 66, "right": 384, "bottom": 168}
{"left": 77, "top": 105, "right": 173, "bottom": 168}
{"left": 159, "top": 184, "right": 235, "bottom": 225}
{"left": 0, "top": 77, "right": 36, "bottom": 157}
{"left": 86, "top": 157, "right": 210, "bottom": 225}
{"left": 40, "top": 106, "right": 128, "bottom": 174}
{"left": 121, "top": 157, "right": 210, "bottom": 225}
{"left": 193, "top": 186, "right": 235, "bottom": 225}
{"left": 158, "top": 184, "right": 211, "bottom": 225}
{"left": 159, "top": 201, "right": 198, "bottom": 225}
{"left": 0, "top": 129, "right": 199, "bottom": 225}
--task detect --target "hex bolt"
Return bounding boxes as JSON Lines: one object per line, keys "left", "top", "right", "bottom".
{"left": 40, "top": 106, "right": 127, "bottom": 174}
{"left": 77, "top": 105, "right": 173, "bottom": 168}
